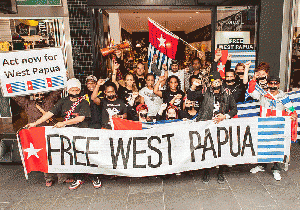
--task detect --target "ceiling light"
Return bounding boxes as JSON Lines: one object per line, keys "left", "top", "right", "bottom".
{"left": 196, "top": 12, "right": 199, "bottom": 13}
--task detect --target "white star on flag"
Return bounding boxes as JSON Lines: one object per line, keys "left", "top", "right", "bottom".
{"left": 219, "top": 62, "right": 225, "bottom": 71}
{"left": 157, "top": 34, "right": 166, "bottom": 47}
{"left": 24, "top": 143, "right": 42, "bottom": 159}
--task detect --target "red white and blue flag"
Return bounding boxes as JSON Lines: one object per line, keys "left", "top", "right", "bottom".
{"left": 217, "top": 50, "right": 256, "bottom": 79}
{"left": 148, "top": 18, "right": 179, "bottom": 73}
{"left": 6, "top": 81, "right": 26, "bottom": 93}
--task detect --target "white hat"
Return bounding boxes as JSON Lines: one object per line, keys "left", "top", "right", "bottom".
{"left": 67, "top": 78, "right": 81, "bottom": 92}
{"left": 85, "top": 75, "right": 97, "bottom": 83}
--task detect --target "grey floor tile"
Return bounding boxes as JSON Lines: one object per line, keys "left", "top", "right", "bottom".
{"left": 52, "top": 196, "right": 92, "bottom": 209}
{"left": 197, "top": 189, "right": 241, "bottom": 210}
{"left": 232, "top": 188, "right": 277, "bottom": 208}
{"left": 164, "top": 189, "right": 203, "bottom": 210}
{"left": 265, "top": 186, "right": 300, "bottom": 206}
{"left": 89, "top": 194, "right": 127, "bottom": 210}
{"left": 129, "top": 177, "right": 163, "bottom": 194}
{"left": 126, "top": 192, "right": 164, "bottom": 210}
{"left": 226, "top": 172, "right": 265, "bottom": 190}
{"left": 256, "top": 171, "right": 297, "bottom": 188}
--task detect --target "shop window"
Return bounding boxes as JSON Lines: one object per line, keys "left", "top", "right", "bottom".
{"left": 216, "top": 6, "right": 258, "bottom": 77}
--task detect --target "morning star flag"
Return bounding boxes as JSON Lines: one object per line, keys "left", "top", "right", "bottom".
{"left": 18, "top": 117, "right": 291, "bottom": 178}
{"left": 217, "top": 50, "right": 256, "bottom": 79}
{"left": 148, "top": 18, "right": 179, "bottom": 73}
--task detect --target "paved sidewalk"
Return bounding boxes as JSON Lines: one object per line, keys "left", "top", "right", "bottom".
{"left": 1, "top": 144, "right": 300, "bottom": 210}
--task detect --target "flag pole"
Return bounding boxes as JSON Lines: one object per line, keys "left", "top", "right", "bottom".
{"left": 16, "top": 129, "right": 29, "bottom": 180}
{"left": 148, "top": 18, "right": 202, "bottom": 54}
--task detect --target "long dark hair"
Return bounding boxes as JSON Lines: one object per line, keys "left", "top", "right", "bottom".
{"left": 166, "top": 75, "right": 181, "bottom": 92}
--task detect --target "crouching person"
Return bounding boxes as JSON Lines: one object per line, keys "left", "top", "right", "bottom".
{"left": 26, "top": 78, "right": 102, "bottom": 189}
{"left": 195, "top": 71, "right": 237, "bottom": 184}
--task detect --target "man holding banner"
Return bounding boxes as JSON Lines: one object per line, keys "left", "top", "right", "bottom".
{"left": 248, "top": 72, "right": 298, "bottom": 181}
{"left": 196, "top": 70, "right": 237, "bottom": 184}
{"left": 25, "top": 78, "right": 103, "bottom": 190}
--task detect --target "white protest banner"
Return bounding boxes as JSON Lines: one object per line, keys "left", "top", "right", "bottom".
{"left": 18, "top": 116, "right": 291, "bottom": 178}
{"left": 0, "top": 48, "right": 67, "bottom": 97}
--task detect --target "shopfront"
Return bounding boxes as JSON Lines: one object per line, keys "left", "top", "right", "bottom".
{"left": 84, "top": 0, "right": 294, "bottom": 89}
{"left": 0, "top": 0, "right": 295, "bottom": 161}
{"left": 0, "top": 0, "right": 72, "bottom": 162}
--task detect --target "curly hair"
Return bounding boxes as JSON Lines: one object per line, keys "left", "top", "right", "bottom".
{"left": 166, "top": 75, "right": 181, "bottom": 92}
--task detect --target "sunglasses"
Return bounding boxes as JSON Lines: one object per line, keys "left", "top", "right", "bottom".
{"left": 257, "top": 76, "right": 267, "bottom": 81}
{"left": 236, "top": 72, "right": 244, "bottom": 76}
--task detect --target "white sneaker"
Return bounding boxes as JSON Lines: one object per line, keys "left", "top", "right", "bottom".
{"left": 273, "top": 170, "right": 281, "bottom": 181}
{"left": 250, "top": 165, "right": 265, "bottom": 173}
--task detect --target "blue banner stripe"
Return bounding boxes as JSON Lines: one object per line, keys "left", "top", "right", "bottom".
{"left": 258, "top": 124, "right": 285, "bottom": 129}
{"left": 232, "top": 54, "right": 256, "bottom": 57}
{"left": 228, "top": 50, "right": 256, "bottom": 53}
{"left": 257, "top": 151, "right": 284, "bottom": 155}
{"left": 237, "top": 105, "right": 260, "bottom": 110}
{"left": 238, "top": 113, "right": 260, "bottom": 118}
{"left": 257, "top": 145, "right": 284, "bottom": 149}
{"left": 258, "top": 117, "right": 285, "bottom": 122}
{"left": 258, "top": 138, "right": 285, "bottom": 142}
{"left": 258, "top": 131, "right": 284, "bottom": 135}
{"left": 257, "top": 158, "right": 284, "bottom": 162}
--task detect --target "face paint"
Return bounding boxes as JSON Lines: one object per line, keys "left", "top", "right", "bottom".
{"left": 168, "top": 117, "right": 176, "bottom": 120}
{"left": 69, "top": 93, "right": 80, "bottom": 98}
{"left": 139, "top": 113, "right": 147, "bottom": 118}
{"left": 107, "top": 95, "right": 116, "bottom": 100}
{"left": 269, "top": 86, "right": 278, "bottom": 91}
{"left": 212, "top": 86, "right": 221, "bottom": 91}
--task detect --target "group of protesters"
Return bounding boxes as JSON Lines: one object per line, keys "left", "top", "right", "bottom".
{"left": 19, "top": 48, "right": 297, "bottom": 190}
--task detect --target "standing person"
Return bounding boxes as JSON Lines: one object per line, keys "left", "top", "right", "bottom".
{"left": 25, "top": 78, "right": 102, "bottom": 190}
{"left": 162, "top": 60, "right": 188, "bottom": 92}
{"left": 224, "top": 69, "right": 245, "bottom": 103}
{"left": 139, "top": 73, "right": 163, "bottom": 119}
{"left": 134, "top": 63, "right": 146, "bottom": 90}
{"left": 13, "top": 91, "right": 66, "bottom": 187}
{"left": 195, "top": 71, "right": 237, "bottom": 184}
{"left": 84, "top": 75, "right": 103, "bottom": 129}
{"left": 98, "top": 82, "right": 127, "bottom": 129}
{"left": 154, "top": 75, "right": 185, "bottom": 110}
{"left": 248, "top": 74, "right": 297, "bottom": 180}
{"left": 112, "top": 60, "right": 138, "bottom": 105}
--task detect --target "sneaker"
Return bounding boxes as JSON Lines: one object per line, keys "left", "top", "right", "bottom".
{"left": 217, "top": 173, "right": 225, "bottom": 184}
{"left": 91, "top": 177, "right": 102, "bottom": 189}
{"left": 203, "top": 172, "right": 210, "bottom": 184}
{"left": 273, "top": 170, "right": 281, "bottom": 181}
{"left": 69, "top": 179, "right": 83, "bottom": 190}
{"left": 45, "top": 180, "right": 53, "bottom": 187}
{"left": 250, "top": 165, "right": 265, "bottom": 173}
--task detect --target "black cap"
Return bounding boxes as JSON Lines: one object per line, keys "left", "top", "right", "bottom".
{"left": 267, "top": 75, "right": 280, "bottom": 83}
{"left": 209, "top": 71, "right": 221, "bottom": 82}
{"left": 171, "top": 60, "right": 178, "bottom": 65}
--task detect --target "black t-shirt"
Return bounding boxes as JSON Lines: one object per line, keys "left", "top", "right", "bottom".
{"left": 135, "top": 76, "right": 146, "bottom": 90}
{"left": 186, "top": 88, "right": 203, "bottom": 111}
{"left": 85, "top": 92, "right": 104, "bottom": 126}
{"left": 100, "top": 98, "right": 127, "bottom": 129}
{"left": 50, "top": 97, "right": 91, "bottom": 128}
{"left": 118, "top": 86, "right": 133, "bottom": 104}
{"left": 161, "top": 89, "right": 185, "bottom": 110}
{"left": 179, "top": 110, "right": 197, "bottom": 120}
